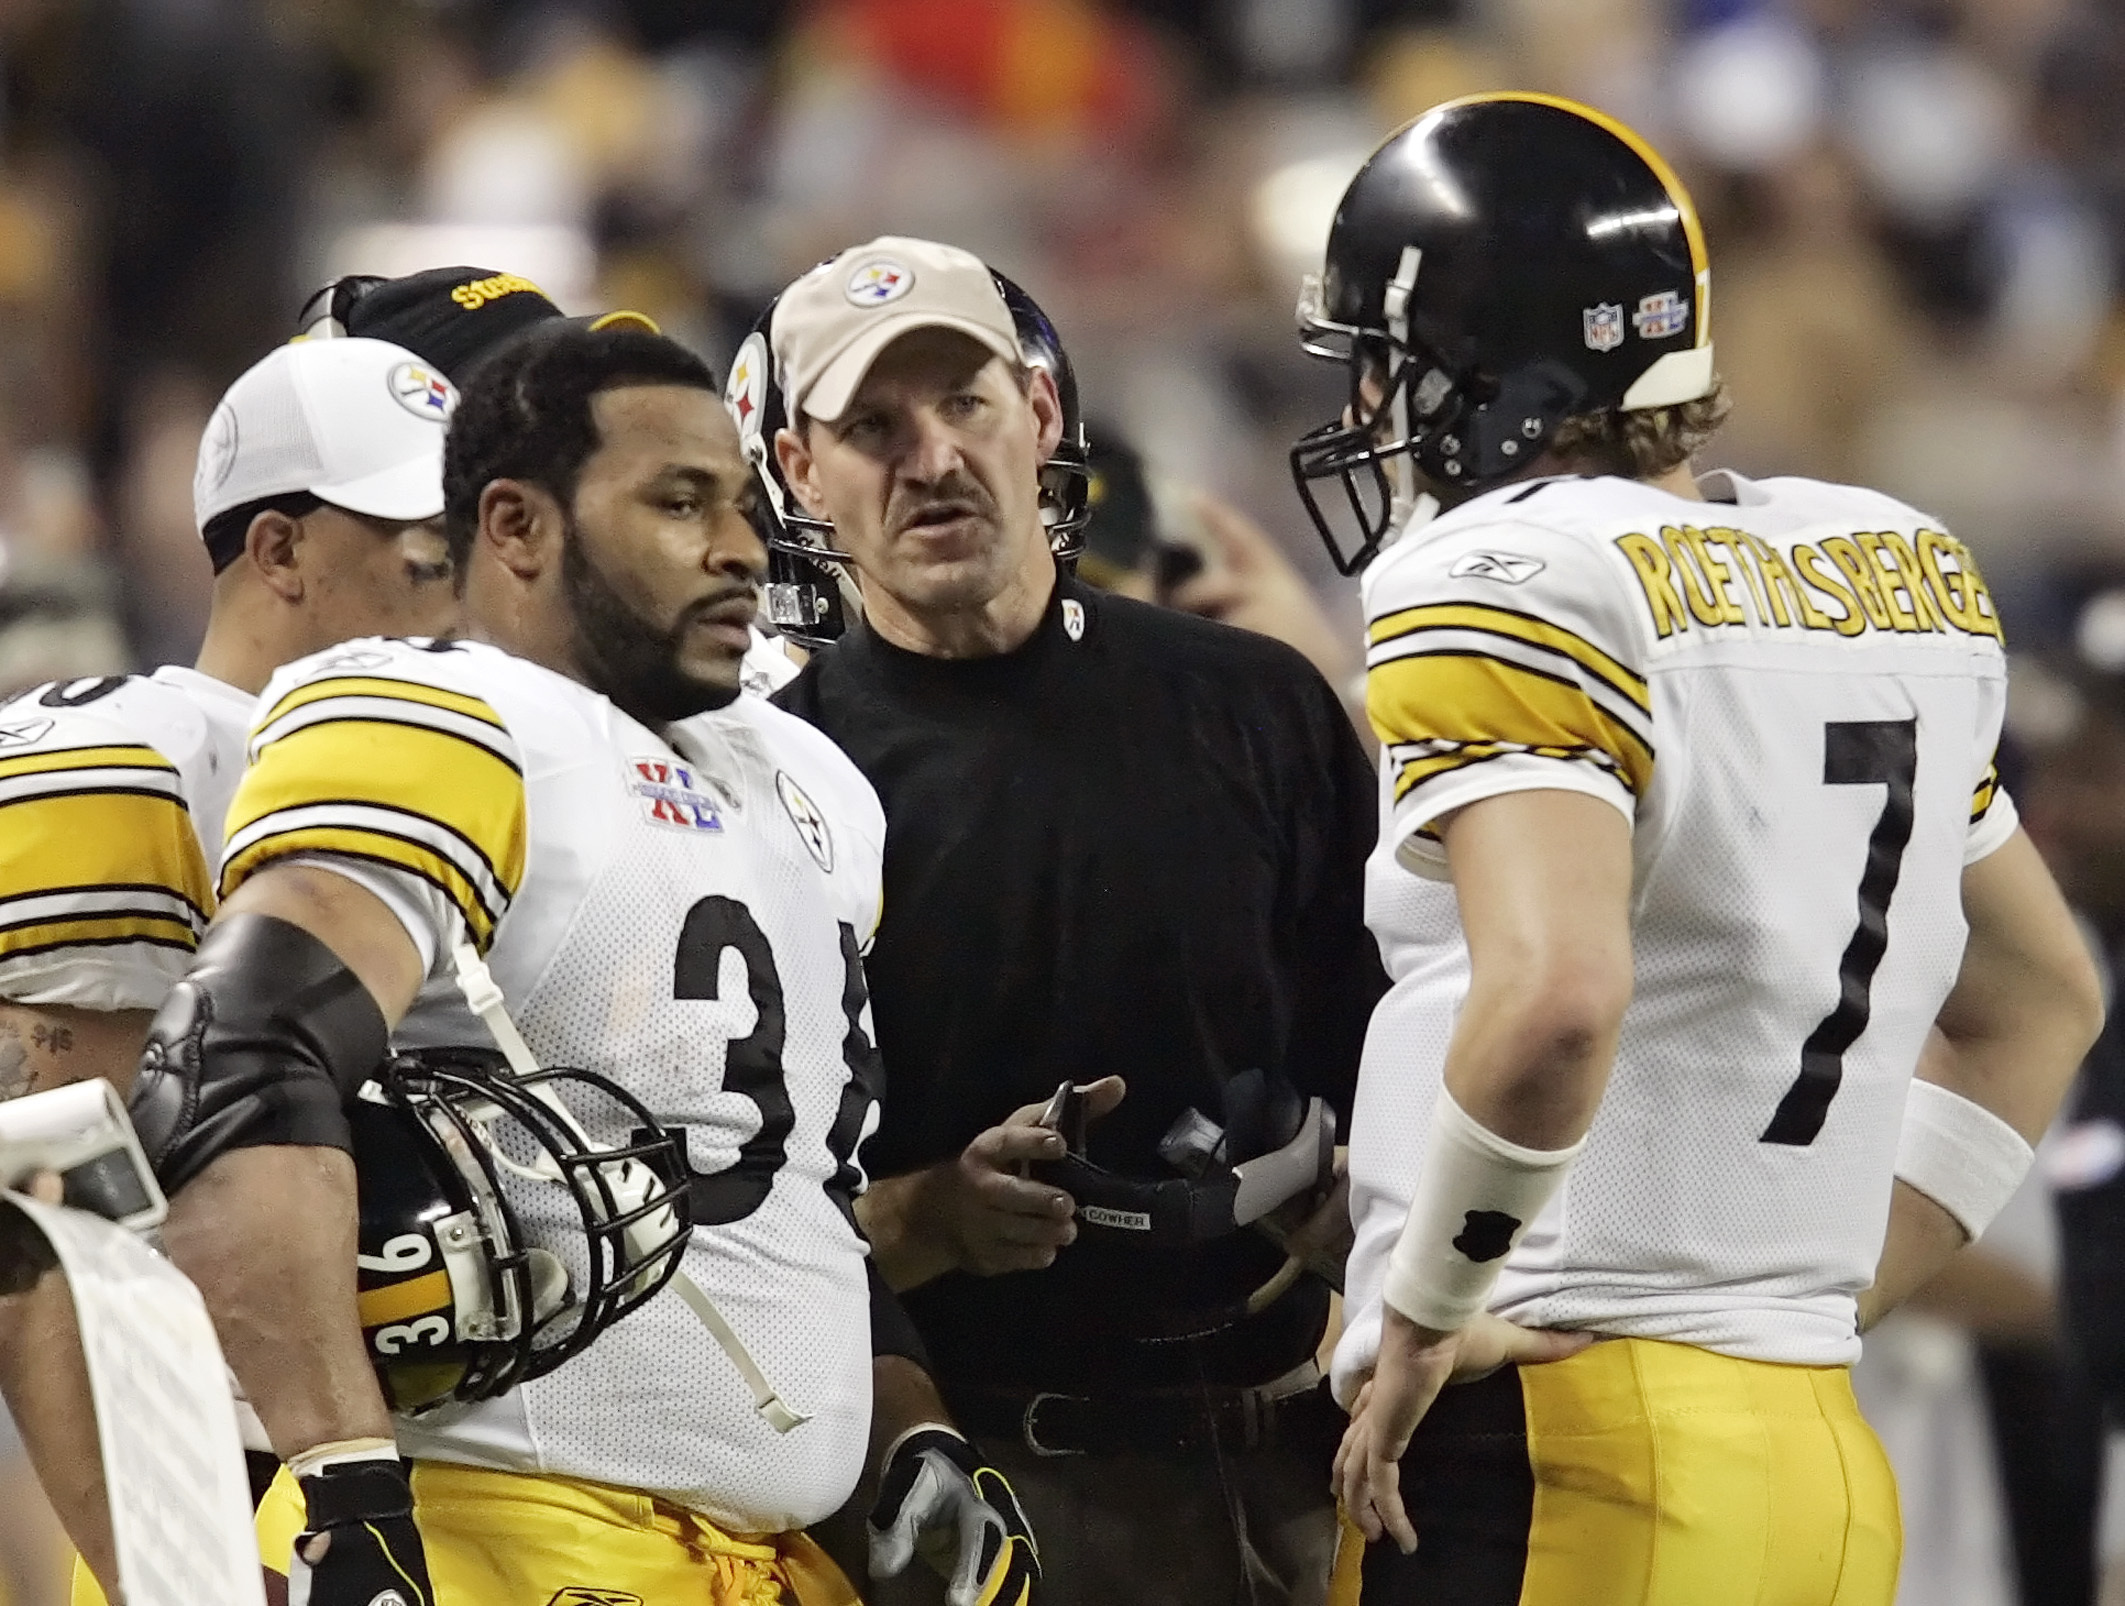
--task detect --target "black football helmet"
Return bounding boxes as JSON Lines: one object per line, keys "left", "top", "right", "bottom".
{"left": 726, "top": 269, "right": 1092, "bottom": 650}
{"left": 351, "top": 1047, "right": 689, "bottom": 1414}
{"left": 1291, "top": 92, "right": 1717, "bottom": 574}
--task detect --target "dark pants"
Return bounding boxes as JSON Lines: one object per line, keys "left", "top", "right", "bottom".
{"left": 817, "top": 1392, "right": 1342, "bottom": 1606}
{"left": 1977, "top": 1341, "right": 2105, "bottom": 1606}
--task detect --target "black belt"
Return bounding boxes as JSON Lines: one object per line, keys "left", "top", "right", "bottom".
{"left": 952, "top": 1368, "right": 1332, "bottom": 1458}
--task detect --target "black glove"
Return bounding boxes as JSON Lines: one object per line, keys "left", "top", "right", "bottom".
{"left": 288, "top": 1459, "right": 434, "bottom": 1606}
{"left": 869, "top": 1427, "right": 1039, "bottom": 1606}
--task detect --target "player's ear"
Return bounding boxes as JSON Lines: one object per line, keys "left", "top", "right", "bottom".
{"left": 478, "top": 478, "right": 561, "bottom": 580}
{"left": 1025, "top": 366, "right": 1063, "bottom": 461}
{"left": 775, "top": 425, "right": 828, "bottom": 520}
{"left": 245, "top": 509, "right": 305, "bottom": 602}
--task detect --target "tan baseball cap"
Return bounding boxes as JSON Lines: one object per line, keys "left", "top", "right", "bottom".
{"left": 770, "top": 236, "right": 1020, "bottom": 424}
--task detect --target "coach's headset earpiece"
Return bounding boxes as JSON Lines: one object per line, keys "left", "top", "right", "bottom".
{"left": 1031, "top": 1069, "right": 1334, "bottom": 1247}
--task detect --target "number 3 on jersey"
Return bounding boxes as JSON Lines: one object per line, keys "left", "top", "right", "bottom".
{"left": 1762, "top": 719, "right": 1918, "bottom": 1146}
{"left": 672, "top": 895, "right": 881, "bottom": 1225}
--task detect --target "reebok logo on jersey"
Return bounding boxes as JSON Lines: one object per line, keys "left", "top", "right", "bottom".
{"left": 1449, "top": 551, "right": 1546, "bottom": 585}
{"left": 0, "top": 717, "right": 53, "bottom": 748}
{"left": 628, "top": 758, "right": 725, "bottom": 833}
{"left": 545, "top": 1591, "right": 644, "bottom": 1606}
{"left": 1452, "top": 1209, "right": 1520, "bottom": 1263}
{"left": 315, "top": 648, "right": 394, "bottom": 673}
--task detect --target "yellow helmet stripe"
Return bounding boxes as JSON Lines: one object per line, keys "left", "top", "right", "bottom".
{"left": 358, "top": 1268, "right": 453, "bottom": 1329}
{"left": 1415, "top": 90, "right": 1711, "bottom": 344}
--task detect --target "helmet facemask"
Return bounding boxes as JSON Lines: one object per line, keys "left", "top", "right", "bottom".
{"left": 1291, "top": 261, "right": 1455, "bottom": 575}
{"left": 355, "top": 1051, "right": 692, "bottom": 1413}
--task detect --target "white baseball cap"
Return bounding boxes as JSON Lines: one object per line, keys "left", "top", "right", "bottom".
{"left": 194, "top": 336, "right": 457, "bottom": 533}
{"left": 770, "top": 236, "right": 1021, "bottom": 425}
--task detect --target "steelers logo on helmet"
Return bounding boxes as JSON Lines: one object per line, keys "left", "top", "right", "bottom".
{"left": 388, "top": 360, "right": 457, "bottom": 421}
{"left": 725, "top": 332, "right": 772, "bottom": 460}
{"left": 844, "top": 258, "right": 915, "bottom": 308}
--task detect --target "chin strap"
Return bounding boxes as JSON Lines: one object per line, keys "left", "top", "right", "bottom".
{"left": 450, "top": 940, "right": 810, "bottom": 1434}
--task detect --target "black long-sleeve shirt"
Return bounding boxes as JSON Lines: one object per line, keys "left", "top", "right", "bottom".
{"left": 775, "top": 570, "right": 1386, "bottom": 1392}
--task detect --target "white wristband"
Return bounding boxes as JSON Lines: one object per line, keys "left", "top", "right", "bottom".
{"left": 286, "top": 1437, "right": 399, "bottom": 1481}
{"left": 1379, "top": 1087, "right": 1584, "bottom": 1333}
{"left": 1894, "top": 1079, "right": 2034, "bottom": 1241}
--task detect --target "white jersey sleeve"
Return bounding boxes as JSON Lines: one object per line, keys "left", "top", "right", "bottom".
{"left": 222, "top": 644, "right": 530, "bottom": 959}
{"left": 0, "top": 679, "right": 219, "bottom": 1011}
{"left": 1361, "top": 515, "right": 1655, "bottom": 876}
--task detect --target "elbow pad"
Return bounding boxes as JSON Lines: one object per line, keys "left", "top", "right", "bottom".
{"left": 129, "top": 913, "right": 391, "bottom": 1194}
{"left": 870, "top": 1258, "right": 932, "bottom": 1370}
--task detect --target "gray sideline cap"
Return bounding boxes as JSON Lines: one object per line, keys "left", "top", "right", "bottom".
{"left": 770, "top": 236, "right": 1021, "bottom": 424}
{"left": 195, "top": 337, "right": 454, "bottom": 532}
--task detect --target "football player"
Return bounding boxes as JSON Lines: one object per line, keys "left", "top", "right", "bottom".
{"left": 122, "top": 320, "right": 1031, "bottom": 1606}
{"left": 305, "top": 263, "right": 804, "bottom": 697}
{"left": 0, "top": 332, "right": 458, "bottom": 1597}
{"left": 1295, "top": 96, "right": 2105, "bottom": 1605}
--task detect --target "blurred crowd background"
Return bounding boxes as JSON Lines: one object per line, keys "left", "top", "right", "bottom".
{"left": 2, "top": 0, "right": 2125, "bottom": 1603}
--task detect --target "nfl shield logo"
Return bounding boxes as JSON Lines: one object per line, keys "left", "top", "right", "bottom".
{"left": 1582, "top": 303, "right": 1625, "bottom": 353}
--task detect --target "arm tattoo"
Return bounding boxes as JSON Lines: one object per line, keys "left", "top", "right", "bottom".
{"left": 0, "top": 1023, "right": 27, "bottom": 1103}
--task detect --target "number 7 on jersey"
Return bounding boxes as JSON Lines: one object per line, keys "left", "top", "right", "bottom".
{"left": 1761, "top": 718, "right": 1919, "bottom": 1147}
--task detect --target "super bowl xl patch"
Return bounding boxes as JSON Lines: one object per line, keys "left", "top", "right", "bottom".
{"left": 628, "top": 757, "right": 725, "bottom": 833}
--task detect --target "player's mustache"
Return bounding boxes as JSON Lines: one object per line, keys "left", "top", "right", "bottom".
{"left": 889, "top": 473, "right": 997, "bottom": 536}
{"left": 677, "top": 583, "right": 761, "bottom": 629}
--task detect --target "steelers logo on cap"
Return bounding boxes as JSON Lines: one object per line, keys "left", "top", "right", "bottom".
{"left": 844, "top": 259, "right": 914, "bottom": 309}
{"left": 388, "top": 361, "right": 457, "bottom": 421}
{"left": 199, "top": 402, "right": 240, "bottom": 492}
{"left": 725, "top": 332, "right": 770, "bottom": 456}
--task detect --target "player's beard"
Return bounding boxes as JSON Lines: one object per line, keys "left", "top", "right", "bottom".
{"left": 561, "top": 512, "right": 742, "bottom": 726}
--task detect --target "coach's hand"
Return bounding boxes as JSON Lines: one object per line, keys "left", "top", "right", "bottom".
{"left": 288, "top": 1459, "right": 432, "bottom": 1606}
{"left": 929, "top": 1078, "right": 1129, "bottom": 1278}
{"left": 870, "top": 1426, "right": 1039, "bottom": 1606}
{"left": 1335, "top": 1309, "right": 1590, "bottom": 1554}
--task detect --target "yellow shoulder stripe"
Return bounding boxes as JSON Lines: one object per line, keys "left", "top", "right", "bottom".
{"left": 223, "top": 827, "right": 502, "bottom": 949}
{"left": 1369, "top": 601, "right": 1650, "bottom": 713}
{"left": 0, "top": 913, "right": 198, "bottom": 965}
{"left": 222, "top": 716, "right": 526, "bottom": 951}
{"left": 259, "top": 675, "right": 507, "bottom": 735}
{"left": 0, "top": 791, "right": 210, "bottom": 912}
{"left": 1971, "top": 763, "right": 2000, "bottom": 825}
{"left": 0, "top": 743, "right": 175, "bottom": 784}
{"left": 1370, "top": 653, "right": 1654, "bottom": 798}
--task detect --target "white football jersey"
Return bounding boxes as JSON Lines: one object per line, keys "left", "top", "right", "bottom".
{"left": 221, "top": 637, "right": 887, "bottom": 1531}
{"left": 1336, "top": 470, "right": 2016, "bottom": 1402}
{"left": 0, "top": 667, "right": 251, "bottom": 1013}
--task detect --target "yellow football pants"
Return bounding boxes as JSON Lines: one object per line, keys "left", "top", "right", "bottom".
{"left": 73, "top": 1460, "right": 860, "bottom": 1606}
{"left": 1329, "top": 1337, "right": 1902, "bottom": 1606}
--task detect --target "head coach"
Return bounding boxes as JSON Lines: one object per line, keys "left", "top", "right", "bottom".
{"left": 757, "top": 236, "right": 1388, "bottom": 1606}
